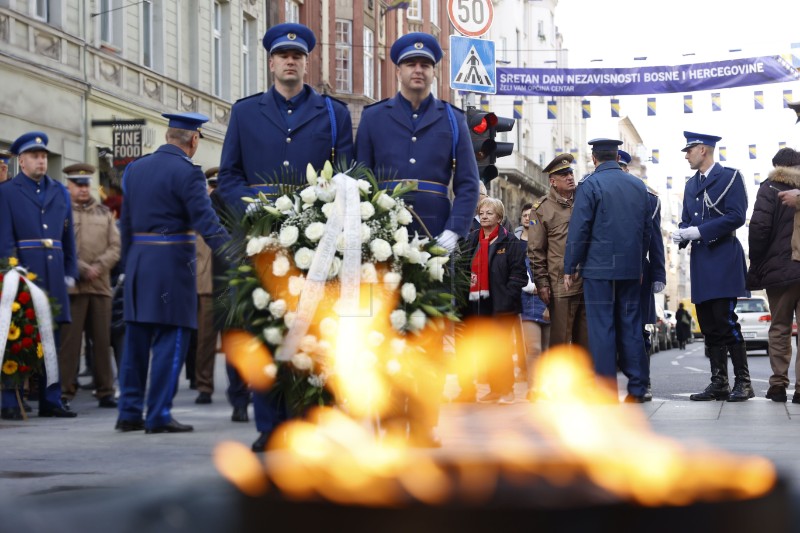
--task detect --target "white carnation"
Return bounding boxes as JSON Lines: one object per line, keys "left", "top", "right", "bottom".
{"left": 370, "top": 238, "right": 392, "bottom": 262}
{"left": 408, "top": 309, "right": 427, "bottom": 332}
{"left": 294, "top": 247, "right": 315, "bottom": 270}
{"left": 396, "top": 208, "right": 413, "bottom": 225}
{"left": 298, "top": 334, "right": 318, "bottom": 354}
{"left": 264, "top": 363, "right": 278, "bottom": 378}
{"left": 279, "top": 225, "right": 299, "bottom": 247}
{"left": 390, "top": 309, "right": 407, "bottom": 332}
{"left": 361, "top": 223, "right": 371, "bottom": 243}
{"left": 268, "top": 299, "right": 287, "bottom": 318}
{"left": 426, "top": 256, "right": 450, "bottom": 282}
{"left": 304, "top": 222, "right": 325, "bottom": 243}
{"left": 291, "top": 352, "right": 313, "bottom": 371}
{"left": 263, "top": 327, "right": 283, "bottom": 346}
{"left": 272, "top": 254, "right": 291, "bottom": 277}
{"left": 320, "top": 317, "right": 338, "bottom": 338}
{"left": 300, "top": 187, "right": 317, "bottom": 204}
{"left": 376, "top": 193, "right": 397, "bottom": 210}
{"left": 284, "top": 311, "right": 297, "bottom": 328}
{"left": 400, "top": 283, "right": 417, "bottom": 304}
{"left": 275, "top": 195, "right": 294, "bottom": 212}
{"left": 288, "top": 275, "right": 305, "bottom": 296}
{"left": 383, "top": 271, "right": 402, "bottom": 291}
{"left": 357, "top": 180, "right": 372, "bottom": 194}
{"left": 360, "top": 201, "right": 375, "bottom": 221}
{"left": 361, "top": 263, "right": 378, "bottom": 283}
{"left": 321, "top": 202, "right": 336, "bottom": 219}
{"left": 251, "top": 287, "right": 271, "bottom": 310}
{"left": 394, "top": 227, "right": 409, "bottom": 244}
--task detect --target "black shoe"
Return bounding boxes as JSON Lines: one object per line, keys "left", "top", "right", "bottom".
{"left": 39, "top": 406, "right": 78, "bottom": 418}
{"left": 115, "top": 419, "right": 145, "bottom": 432}
{"left": 624, "top": 394, "right": 646, "bottom": 404}
{"left": 231, "top": 405, "right": 249, "bottom": 422}
{"left": 98, "top": 396, "right": 118, "bottom": 408}
{"left": 145, "top": 418, "right": 194, "bottom": 434}
{"left": 727, "top": 381, "right": 755, "bottom": 402}
{"left": 60, "top": 398, "right": 72, "bottom": 411}
{"left": 690, "top": 383, "right": 730, "bottom": 401}
{"left": 642, "top": 387, "right": 653, "bottom": 402}
{"left": 793, "top": 391, "right": 800, "bottom": 404}
{"left": 1, "top": 408, "right": 23, "bottom": 420}
{"left": 251, "top": 432, "right": 270, "bottom": 452}
{"left": 766, "top": 385, "right": 787, "bottom": 403}
{"left": 195, "top": 392, "right": 212, "bottom": 405}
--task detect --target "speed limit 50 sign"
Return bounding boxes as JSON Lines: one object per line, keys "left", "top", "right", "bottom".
{"left": 447, "top": 0, "right": 494, "bottom": 37}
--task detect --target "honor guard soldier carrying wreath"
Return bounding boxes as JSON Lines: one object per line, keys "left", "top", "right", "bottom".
{"left": 672, "top": 131, "right": 753, "bottom": 402}
{"left": 116, "top": 112, "right": 231, "bottom": 434}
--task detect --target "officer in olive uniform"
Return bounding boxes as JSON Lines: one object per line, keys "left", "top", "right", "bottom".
{"left": 564, "top": 139, "right": 651, "bottom": 401}
{"left": 0, "top": 132, "right": 78, "bottom": 419}
{"left": 672, "top": 132, "right": 752, "bottom": 402}
{"left": 528, "top": 153, "right": 589, "bottom": 351}
{"left": 117, "top": 112, "right": 230, "bottom": 434}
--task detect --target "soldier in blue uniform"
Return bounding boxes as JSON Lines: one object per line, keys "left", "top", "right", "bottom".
{"left": 116, "top": 112, "right": 230, "bottom": 433}
{"left": 619, "top": 150, "right": 665, "bottom": 402}
{"left": 355, "top": 33, "right": 480, "bottom": 446}
{"left": 564, "top": 139, "right": 651, "bottom": 402}
{"left": 217, "top": 23, "right": 354, "bottom": 453}
{"left": 0, "top": 150, "right": 11, "bottom": 183}
{"left": 0, "top": 132, "right": 78, "bottom": 419}
{"left": 672, "top": 131, "right": 752, "bottom": 402}
{"left": 218, "top": 22, "right": 353, "bottom": 211}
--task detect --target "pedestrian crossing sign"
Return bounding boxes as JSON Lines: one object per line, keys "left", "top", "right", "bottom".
{"left": 450, "top": 35, "right": 496, "bottom": 94}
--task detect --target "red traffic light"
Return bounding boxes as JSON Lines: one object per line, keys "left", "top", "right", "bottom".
{"left": 472, "top": 118, "right": 488, "bottom": 134}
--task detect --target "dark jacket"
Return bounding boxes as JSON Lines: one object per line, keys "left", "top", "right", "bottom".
{"left": 466, "top": 225, "right": 528, "bottom": 316}
{"left": 747, "top": 165, "right": 800, "bottom": 289}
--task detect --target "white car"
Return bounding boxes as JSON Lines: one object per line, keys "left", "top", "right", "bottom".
{"left": 735, "top": 297, "right": 770, "bottom": 355}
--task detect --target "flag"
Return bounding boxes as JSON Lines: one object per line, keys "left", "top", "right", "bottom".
{"left": 754, "top": 173, "right": 761, "bottom": 186}
{"left": 666, "top": 176, "right": 673, "bottom": 189}
{"left": 547, "top": 100, "right": 557, "bottom": 119}
{"left": 712, "top": 92, "right": 721, "bottom": 111}
{"left": 792, "top": 42, "right": 800, "bottom": 68}
{"left": 570, "top": 148, "right": 579, "bottom": 156}
{"left": 611, "top": 98, "right": 620, "bottom": 117}
{"left": 683, "top": 95, "right": 693, "bottom": 113}
{"left": 780, "top": 141, "right": 787, "bottom": 149}
{"left": 384, "top": 0, "right": 409, "bottom": 13}
{"left": 513, "top": 99, "right": 523, "bottom": 119}
{"left": 720, "top": 146, "right": 727, "bottom": 161}
{"left": 651, "top": 149, "right": 659, "bottom": 164}
{"left": 641, "top": 175, "right": 648, "bottom": 185}
{"left": 784, "top": 90, "right": 793, "bottom": 108}
{"left": 582, "top": 99, "right": 591, "bottom": 119}
{"left": 754, "top": 91, "right": 764, "bottom": 110}
{"left": 647, "top": 97, "right": 656, "bottom": 116}
{"left": 749, "top": 144, "right": 757, "bottom": 159}
{"left": 480, "top": 96, "right": 490, "bottom": 111}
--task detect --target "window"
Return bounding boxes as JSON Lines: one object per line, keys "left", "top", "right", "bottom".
{"left": 33, "top": 0, "right": 48, "bottom": 21}
{"left": 286, "top": 0, "right": 300, "bottom": 23}
{"left": 377, "top": 59, "right": 382, "bottom": 100}
{"left": 407, "top": 0, "right": 421, "bottom": 20}
{"left": 142, "top": 0, "right": 153, "bottom": 68}
{"left": 499, "top": 36, "right": 507, "bottom": 61}
{"left": 335, "top": 19, "right": 352, "bottom": 93}
{"left": 100, "top": 0, "right": 112, "bottom": 42}
{"left": 242, "top": 17, "right": 251, "bottom": 97}
{"left": 213, "top": 2, "right": 222, "bottom": 97}
{"left": 363, "top": 28, "right": 374, "bottom": 99}
{"left": 430, "top": 0, "right": 438, "bottom": 26}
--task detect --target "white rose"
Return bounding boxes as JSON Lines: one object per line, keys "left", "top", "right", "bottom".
{"left": 279, "top": 225, "right": 299, "bottom": 247}
{"left": 361, "top": 263, "right": 378, "bottom": 283}
{"left": 264, "top": 363, "right": 278, "bottom": 379}
{"left": 367, "top": 331, "right": 385, "bottom": 348}
{"left": 426, "top": 256, "right": 450, "bottom": 282}
{"left": 320, "top": 317, "right": 338, "bottom": 338}
{"left": 305, "top": 222, "right": 326, "bottom": 243}
{"left": 299, "top": 334, "right": 318, "bottom": 354}
{"left": 246, "top": 237, "right": 263, "bottom": 256}
{"left": 275, "top": 195, "right": 294, "bottom": 212}
{"left": 328, "top": 256, "right": 342, "bottom": 279}
{"left": 272, "top": 254, "right": 291, "bottom": 277}
{"left": 408, "top": 309, "right": 427, "bottom": 332}
{"left": 300, "top": 187, "right": 317, "bottom": 204}
{"left": 400, "top": 283, "right": 417, "bottom": 304}
{"left": 357, "top": 180, "right": 371, "bottom": 194}
{"left": 294, "top": 247, "right": 315, "bottom": 271}
{"left": 263, "top": 327, "right": 283, "bottom": 346}
{"left": 376, "top": 193, "right": 397, "bottom": 210}
{"left": 394, "top": 227, "right": 409, "bottom": 244}
{"left": 383, "top": 271, "right": 402, "bottom": 291}
{"left": 360, "top": 201, "right": 375, "bottom": 221}
{"left": 370, "top": 238, "right": 392, "bottom": 262}
{"left": 361, "top": 223, "right": 371, "bottom": 243}
{"left": 386, "top": 359, "right": 402, "bottom": 376}
{"left": 316, "top": 185, "right": 336, "bottom": 203}
{"left": 259, "top": 235, "right": 276, "bottom": 249}
{"left": 392, "top": 241, "right": 410, "bottom": 258}
{"left": 390, "top": 338, "right": 406, "bottom": 355}
{"left": 396, "top": 208, "right": 413, "bottom": 225}
{"left": 284, "top": 311, "right": 297, "bottom": 328}
{"left": 306, "top": 163, "right": 318, "bottom": 186}
{"left": 321, "top": 202, "right": 336, "bottom": 219}
{"left": 268, "top": 299, "right": 287, "bottom": 318}
{"left": 251, "top": 287, "right": 271, "bottom": 310}
{"left": 291, "top": 352, "right": 313, "bottom": 371}
{"left": 406, "top": 247, "right": 422, "bottom": 265}
{"left": 288, "top": 275, "right": 305, "bottom": 296}
{"left": 390, "top": 309, "right": 407, "bottom": 332}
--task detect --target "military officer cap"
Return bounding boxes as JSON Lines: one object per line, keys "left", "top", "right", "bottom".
{"left": 0, "top": 150, "right": 11, "bottom": 164}
{"left": 262, "top": 23, "right": 316, "bottom": 55}
{"left": 787, "top": 101, "right": 800, "bottom": 124}
{"left": 618, "top": 150, "right": 632, "bottom": 167}
{"left": 543, "top": 153, "right": 574, "bottom": 175}
{"left": 681, "top": 131, "right": 722, "bottom": 152}
{"left": 390, "top": 32, "right": 443, "bottom": 65}
{"left": 63, "top": 163, "right": 96, "bottom": 186}
{"left": 588, "top": 138, "right": 623, "bottom": 152}
{"left": 9, "top": 131, "right": 50, "bottom": 155}
{"left": 205, "top": 166, "right": 220, "bottom": 186}
{"left": 162, "top": 112, "right": 209, "bottom": 138}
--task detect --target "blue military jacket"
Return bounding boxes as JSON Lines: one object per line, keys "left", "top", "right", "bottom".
{"left": 355, "top": 93, "right": 480, "bottom": 238}
{"left": 680, "top": 162, "right": 748, "bottom": 304}
{"left": 641, "top": 191, "right": 666, "bottom": 324}
{"left": 564, "top": 161, "right": 651, "bottom": 280}
{"left": 217, "top": 85, "right": 353, "bottom": 208}
{"left": 0, "top": 173, "right": 78, "bottom": 323}
{"left": 120, "top": 144, "right": 230, "bottom": 329}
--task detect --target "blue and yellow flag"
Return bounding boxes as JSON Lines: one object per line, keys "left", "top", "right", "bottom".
{"left": 647, "top": 97, "right": 656, "bottom": 116}
{"left": 720, "top": 146, "right": 727, "bottom": 161}
{"left": 582, "top": 99, "right": 591, "bottom": 119}
{"left": 712, "top": 92, "right": 721, "bottom": 111}
{"left": 780, "top": 141, "right": 787, "bottom": 150}
{"left": 754, "top": 173, "right": 761, "bottom": 186}
{"left": 570, "top": 148, "right": 579, "bottom": 156}
{"left": 754, "top": 91, "right": 764, "bottom": 110}
{"left": 792, "top": 42, "right": 800, "bottom": 68}
{"left": 642, "top": 175, "right": 648, "bottom": 185}
{"left": 749, "top": 144, "right": 757, "bottom": 159}
{"left": 513, "top": 99, "right": 523, "bottom": 119}
{"left": 480, "top": 96, "right": 490, "bottom": 111}
{"left": 384, "top": 0, "right": 410, "bottom": 12}
{"left": 611, "top": 98, "right": 620, "bottom": 117}
{"left": 683, "top": 95, "right": 693, "bottom": 113}
{"left": 547, "top": 100, "right": 557, "bottom": 119}
{"left": 784, "top": 90, "right": 793, "bottom": 108}
{"left": 651, "top": 149, "right": 659, "bottom": 164}
{"left": 666, "top": 176, "right": 673, "bottom": 189}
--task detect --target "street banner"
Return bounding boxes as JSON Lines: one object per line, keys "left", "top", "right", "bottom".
{"left": 496, "top": 56, "right": 800, "bottom": 96}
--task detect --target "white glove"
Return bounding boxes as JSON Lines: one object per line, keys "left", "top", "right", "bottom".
{"left": 118, "top": 273, "right": 126, "bottom": 283}
{"left": 522, "top": 280, "right": 536, "bottom": 294}
{"left": 681, "top": 226, "right": 701, "bottom": 241}
{"left": 436, "top": 230, "right": 459, "bottom": 253}
{"left": 671, "top": 230, "right": 684, "bottom": 244}
{"left": 652, "top": 281, "right": 665, "bottom": 294}
{"left": 64, "top": 276, "right": 75, "bottom": 288}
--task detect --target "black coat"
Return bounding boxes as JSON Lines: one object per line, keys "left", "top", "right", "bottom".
{"left": 465, "top": 225, "right": 528, "bottom": 316}
{"left": 747, "top": 165, "right": 800, "bottom": 289}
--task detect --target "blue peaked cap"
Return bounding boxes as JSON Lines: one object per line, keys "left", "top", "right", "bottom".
{"left": 618, "top": 150, "right": 632, "bottom": 165}
{"left": 588, "top": 138, "right": 623, "bottom": 152}
{"left": 0, "top": 151, "right": 11, "bottom": 164}
{"left": 682, "top": 131, "right": 722, "bottom": 152}
{"left": 10, "top": 131, "right": 50, "bottom": 155}
{"left": 262, "top": 23, "right": 316, "bottom": 55}
{"left": 390, "top": 32, "right": 443, "bottom": 65}
{"left": 162, "top": 112, "right": 209, "bottom": 137}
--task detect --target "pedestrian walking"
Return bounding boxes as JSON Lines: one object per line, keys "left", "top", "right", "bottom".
{"left": 675, "top": 303, "right": 692, "bottom": 350}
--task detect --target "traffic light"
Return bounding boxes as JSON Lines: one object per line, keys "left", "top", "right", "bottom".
{"left": 466, "top": 107, "right": 515, "bottom": 185}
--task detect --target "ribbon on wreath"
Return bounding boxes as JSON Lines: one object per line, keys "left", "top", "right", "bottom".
{"left": 0, "top": 268, "right": 58, "bottom": 386}
{"left": 278, "top": 173, "right": 363, "bottom": 361}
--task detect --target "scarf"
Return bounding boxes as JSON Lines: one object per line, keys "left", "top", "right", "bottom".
{"left": 470, "top": 225, "right": 500, "bottom": 301}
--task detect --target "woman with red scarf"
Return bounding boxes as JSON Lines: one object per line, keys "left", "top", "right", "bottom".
{"left": 464, "top": 197, "right": 528, "bottom": 404}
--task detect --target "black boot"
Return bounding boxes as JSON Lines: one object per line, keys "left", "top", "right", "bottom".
{"left": 690, "top": 345, "right": 730, "bottom": 401}
{"left": 727, "top": 343, "right": 754, "bottom": 402}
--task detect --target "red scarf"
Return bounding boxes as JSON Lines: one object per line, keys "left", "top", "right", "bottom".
{"left": 470, "top": 225, "right": 500, "bottom": 300}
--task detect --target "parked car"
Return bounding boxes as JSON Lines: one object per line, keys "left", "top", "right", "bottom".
{"left": 735, "top": 296, "right": 770, "bottom": 355}
{"left": 645, "top": 323, "right": 659, "bottom": 355}
{"left": 654, "top": 305, "right": 674, "bottom": 351}
{"left": 663, "top": 309, "right": 679, "bottom": 347}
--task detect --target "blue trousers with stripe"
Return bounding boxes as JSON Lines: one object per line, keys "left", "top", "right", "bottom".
{"left": 118, "top": 322, "right": 189, "bottom": 429}
{"left": 583, "top": 278, "right": 647, "bottom": 397}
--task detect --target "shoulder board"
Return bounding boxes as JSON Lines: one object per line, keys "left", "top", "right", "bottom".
{"left": 364, "top": 98, "right": 390, "bottom": 110}
{"left": 723, "top": 166, "right": 740, "bottom": 174}
{"left": 234, "top": 92, "right": 261, "bottom": 104}
{"left": 324, "top": 95, "right": 349, "bottom": 108}
{"left": 533, "top": 197, "right": 546, "bottom": 210}
{"left": 647, "top": 189, "right": 659, "bottom": 197}
{"left": 446, "top": 102, "right": 465, "bottom": 114}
